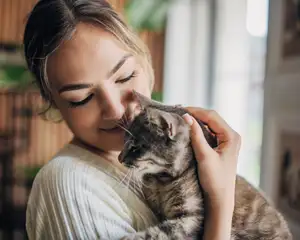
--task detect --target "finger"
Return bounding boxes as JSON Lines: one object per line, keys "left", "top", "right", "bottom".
{"left": 183, "top": 113, "right": 212, "bottom": 157}
{"left": 185, "top": 107, "right": 241, "bottom": 157}
{"left": 185, "top": 107, "right": 237, "bottom": 145}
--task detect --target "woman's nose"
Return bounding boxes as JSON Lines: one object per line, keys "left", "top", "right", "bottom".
{"left": 98, "top": 87, "right": 126, "bottom": 120}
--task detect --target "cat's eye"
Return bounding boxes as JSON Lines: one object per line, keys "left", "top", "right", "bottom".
{"left": 115, "top": 71, "right": 137, "bottom": 84}
{"left": 68, "top": 93, "right": 94, "bottom": 108}
{"left": 157, "top": 172, "right": 170, "bottom": 178}
{"left": 132, "top": 145, "right": 143, "bottom": 153}
{"left": 156, "top": 171, "right": 172, "bottom": 182}
{"left": 132, "top": 147, "right": 138, "bottom": 152}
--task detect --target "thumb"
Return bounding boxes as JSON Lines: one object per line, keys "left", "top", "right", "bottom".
{"left": 182, "top": 113, "right": 212, "bottom": 158}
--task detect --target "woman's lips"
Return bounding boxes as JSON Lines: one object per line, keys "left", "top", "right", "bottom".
{"left": 99, "top": 107, "right": 141, "bottom": 133}
{"left": 100, "top": 126, "right": 124, "bottom": 133}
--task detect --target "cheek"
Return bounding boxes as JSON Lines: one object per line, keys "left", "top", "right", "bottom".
{"left": 59, "top": 102, "right": 101, "bottom": 133}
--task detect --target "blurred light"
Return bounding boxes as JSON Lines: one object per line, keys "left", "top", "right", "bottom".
{"left": 246, "top": 0, "right": 268, "bottom": 37}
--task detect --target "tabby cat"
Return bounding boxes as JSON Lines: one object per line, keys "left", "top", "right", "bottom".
{"left": 119, "top": 91, "right": 292, "bottom": 240}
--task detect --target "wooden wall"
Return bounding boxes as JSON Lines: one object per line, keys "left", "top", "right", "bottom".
{"left": 0, "top": 0, "right": 37, "bottom": 44}
{"left": 0, "top": 0, "right": 164, "bottom": 92}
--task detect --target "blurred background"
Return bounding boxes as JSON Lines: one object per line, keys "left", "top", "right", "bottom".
{"left": 0, "top": 0, "right": 300, "bottom": 239}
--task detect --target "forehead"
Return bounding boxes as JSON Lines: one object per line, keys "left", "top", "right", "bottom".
{"left": 47, "top": 22, "right": 130, "bottom": 88}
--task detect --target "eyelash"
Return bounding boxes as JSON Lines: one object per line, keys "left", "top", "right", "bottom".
{"left": 115, "top": 71, "right": 137, "bottom": 84}
{"left": 68, "top": 71, "right": 137, "bottom": 108}
{"left": 68, "top": 93, "right": 94, "bottom": 108}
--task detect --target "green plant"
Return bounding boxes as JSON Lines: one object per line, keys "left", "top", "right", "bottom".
{"left": 124, "top": 0, "right": 173, "bottom": 32}
{"left": 151, "top": 91, "right": 163, "bottom": 102}
{"left": 23, "top": 165, "right": 42, "bottom": 179}
{"left": 0, "top": 64, "right": 34, "bottom": 90}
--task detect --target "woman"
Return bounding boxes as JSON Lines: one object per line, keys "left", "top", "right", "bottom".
{"left": 24, "top": 0, "right": 241, "bottom": 239}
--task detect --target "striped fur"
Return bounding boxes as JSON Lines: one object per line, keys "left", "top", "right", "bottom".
{"left": 119, "top": 93, "right": 292, "bottom": 240}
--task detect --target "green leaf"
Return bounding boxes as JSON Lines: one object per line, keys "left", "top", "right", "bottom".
{"left": 0, "top": 64, "right": 33, "bottom": 90}
{"left": 125, "top": 0, "right": 172, "bottom": 31}
{"left": 20, "top": 165, "right": 42, "bottom": 179}
{"left": 151, "top": 91, "right": 163, "bottom": 102}
{"left": 1, "top": 65, "right": 27, "bottom": 82}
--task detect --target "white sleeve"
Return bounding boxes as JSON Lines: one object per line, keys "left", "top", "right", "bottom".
{"left": 26, "top": 159, "right": 136, "bottom": 240}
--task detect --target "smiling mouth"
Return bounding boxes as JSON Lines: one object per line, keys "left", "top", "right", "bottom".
{"left": 99, "top": 108, "right": 140, "bottom": 133}
{"left": 100, "top": 126, "right": 124, "bottom": 133}
{"left": 100, "top": 120, "right": 131, "bottom": 133}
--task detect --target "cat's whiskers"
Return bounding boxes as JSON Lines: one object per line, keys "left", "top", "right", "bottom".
{"left": 137, "top": 177, "right": 155, "bottom": 189}
{"left": 125, "top": 169, "right": 135, "bottom": 199}
{"left": 116, "top": 122, "right": 134, "bottom": 138}
{"left": 117, "top": 168, "right": 132, "bottom": 187}
{"left": 116, "top": 116, "right": 126, "bottom": 128}
{"left": 123, "top": 113, "right": 129, "bottom": 127}
{"left": 123, "top": 139, "right": 132, "bottom": 148}
{"left": 133, "top": 173, "right": 145, "bottom": 199}
{"left": 141, "top": 136, "right": 150, "bottom": 145}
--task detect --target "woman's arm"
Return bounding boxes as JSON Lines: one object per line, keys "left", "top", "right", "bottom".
{"left": 203, "top": 199, "right": 235, "bottom": 240}
{"left": 183, "top": 108, "right": 240, "bottom": 240}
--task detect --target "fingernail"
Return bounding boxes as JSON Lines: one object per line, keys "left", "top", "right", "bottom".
{"left": 183, "top": 113, "right": 193, "bottom": 126}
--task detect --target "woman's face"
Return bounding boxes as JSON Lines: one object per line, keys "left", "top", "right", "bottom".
{"left": 47, "top": 23, "right": 151, "bottom": 152}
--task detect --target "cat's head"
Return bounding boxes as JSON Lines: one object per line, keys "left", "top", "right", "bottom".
{"left": 118, "top": 105, "right": 192, "bottom": 181}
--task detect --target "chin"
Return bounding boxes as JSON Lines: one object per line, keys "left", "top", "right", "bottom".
{"left": 98, "top": 135, "right": 125, "bottom": 151}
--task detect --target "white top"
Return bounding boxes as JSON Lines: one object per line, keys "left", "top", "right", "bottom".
{"left": 26, "top": 143, "right": 158, "bottom": 240}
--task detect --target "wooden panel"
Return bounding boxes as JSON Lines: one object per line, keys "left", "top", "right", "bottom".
{"left": 0, "top": 0, "right": 37, "bottom": 44}
{"left": 0, "top": 0, "right": 165, "bottom": 92}
{"left": 0, "top": 0, "right": 10, "bottom": 43}
{"left": 0, "top": 91, "right": 73, "bottom": 167}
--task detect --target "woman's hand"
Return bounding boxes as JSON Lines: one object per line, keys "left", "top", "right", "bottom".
{"left": 183, "top": 107, "right": 241, "bottom": 240}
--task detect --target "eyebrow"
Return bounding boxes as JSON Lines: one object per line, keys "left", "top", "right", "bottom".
{"left": 107, "top": 53, "right": 132, "bottom": 78}
{"left": 58, "top": 54, "right": 133, "bottom": 94}
{"left": 58, "top": 83, "right": 93, "bottom": 93}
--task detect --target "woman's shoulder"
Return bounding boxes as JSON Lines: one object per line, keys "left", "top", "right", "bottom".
{"left": 32, "top": 143, "right": 110, "bottom": 189}
{"left": 26, "top": 144, "right": 137, "bottom": 239}
{"left": 29, "top": 142, "right": 139, "bottom": 206}
{"left": 27, "top": 143, "right": 158, "bottom": 234}
{"left": 28, "top": 143, "right": 132, "bottom": 217}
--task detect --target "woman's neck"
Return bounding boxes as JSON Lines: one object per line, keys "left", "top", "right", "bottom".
{"left": 70, "top": 137, "right": 121, "bottom": 164}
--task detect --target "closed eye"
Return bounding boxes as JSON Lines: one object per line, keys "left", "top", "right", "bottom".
{"left": 68, "top": 93, "right": 94, "bottom": 108}
{"left": 115, "top": 71, "right": 137, "bottom": 84}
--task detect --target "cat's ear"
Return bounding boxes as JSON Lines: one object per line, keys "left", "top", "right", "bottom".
{"left": 132, "top": 90, "right": 152, "bottom": 109}
{"left": 160, "top": 113, "right": 177, "bottom": 140}
{"left": 132, "top": 90, "right": 165, "bottom": 109}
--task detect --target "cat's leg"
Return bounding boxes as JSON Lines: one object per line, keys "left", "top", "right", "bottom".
{"left": 122, "top": 215, "right": 200, "bottom": 240}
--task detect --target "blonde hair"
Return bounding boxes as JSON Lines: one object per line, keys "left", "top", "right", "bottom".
{"left": 24, "top": 0, "right": 154, "bottom": 107}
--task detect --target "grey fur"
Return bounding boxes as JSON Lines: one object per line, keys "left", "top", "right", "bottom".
{"left": 119, "top": 92, "right": 292, "bottom": 240}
